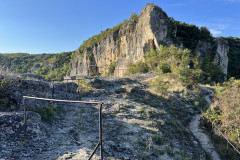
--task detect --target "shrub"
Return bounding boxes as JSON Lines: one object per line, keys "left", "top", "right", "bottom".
{"left": 130, "top": 12, "right": 139, "bottom": 22}
{"left": 30, "top": 104, "right": 56, "bottom": 122}
{"left": 77, "top": 79, "right": 92, "bottom": 97}
{"left": 201, "top": 56, "right": 224, "bottom": 83}
{"left": 204, "top": 78, "right": 240, "bottom": 149}
{"left": 145, "top": 48, "right": 158, "bottom": 70}
{"left": 153, "top": 134, "right": 166, "bottom": 145}
{"left": 0, "top": 79, "right": 7, "bottom": 92}
{"left": 177, "top": 67, "right": 203, "bottom": 88}
{"left": 157, "top": 62, "right": 171, "bottom": 74}
{"left": 127, "top": 62, "right": 149, "bottom": 74}
{"left": 151, "top": 77, "right": 170, "bottom": 96}
{"left": 171, "top": 20, "right": 213, "bottom": 50}
{"left": 107, "top": 61, "right": 116, "bottom": 76}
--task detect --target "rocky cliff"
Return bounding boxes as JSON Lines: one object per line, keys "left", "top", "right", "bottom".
{"left": 68, "top": 3, "right": 229, "bottom": 77}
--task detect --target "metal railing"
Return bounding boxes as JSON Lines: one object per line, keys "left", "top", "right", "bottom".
{"left": 201, "top": 110, "right": 240, "bottom": 159}
{"left": 22, "top": 96, "right": 104, "bottom": 160}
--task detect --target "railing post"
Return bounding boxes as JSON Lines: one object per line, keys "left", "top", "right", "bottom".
{"left": 66, "top": 79, "right": 68, "bottom": 99}
{"left": 70, "top": 80, "right": 72, "bottom": 100}
{"left": 105, "top": 65, "right": 106, "bottom": 76}
{"left": 23, "top": 97, "right": 26, "bottom": 125}
{"left": 78, "top": 79, "right": 80, "bottom": 100}
{"left": 52, "top": 80, "right": 55, "bottom": 98}
{"left": 23, "top": 97, "right": 27, "bottom": 134}
{"left": 99, "top": 103, "right": 103, "bottom": 160}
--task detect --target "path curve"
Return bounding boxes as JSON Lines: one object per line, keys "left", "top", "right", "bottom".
{"left": 189, "top": 86, "right": 221, "bottom": 160}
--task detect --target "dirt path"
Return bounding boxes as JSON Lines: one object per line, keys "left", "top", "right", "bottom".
{"left": 189, "top": 86, "right": 221, "bottom": 160}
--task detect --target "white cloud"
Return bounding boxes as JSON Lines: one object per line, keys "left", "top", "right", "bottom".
{"left": 211, "top": 24, "right": 228, "bottom": 30}
{"left": 209, "top": 29, "right": 222, "bottom": 36}
{"left": 197, "top": 23, "right": 229, "bottom": 36}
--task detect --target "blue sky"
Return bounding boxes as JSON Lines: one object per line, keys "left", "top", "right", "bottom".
{"left": 0, "top": 0, "right": 239, "bottom": 54}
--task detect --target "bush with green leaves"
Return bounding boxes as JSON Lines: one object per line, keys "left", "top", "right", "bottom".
{"left": 127, "top": 62, "right": 149, "bottom": 74}
{"left": 201, "top": 56, "right": 224, "bottom": 83}
{"left": 144, "top": 45, "right": 199, "bottom": 73}
{"left": 0, "top": 79, "right": 7, "bottom": 92}
{"left": 170, "top": 20, "right": 213, "bottom": 50}
{"left": 30, "top": 104, "right": 56, "bottom": 122}
{"left": 204, "top": 78, "right": 240, "bottom": 149}
{"left": 151, "top": 77, "right": 170, "bottom": 96}
{"left": 107, "top": 61, "right": 116, "bottom": 76}
{"left": 157, "top": 62, "right": 171, "bottom": 74}
{"left": 177, "top": 67, "right": 203, "bottom": 89}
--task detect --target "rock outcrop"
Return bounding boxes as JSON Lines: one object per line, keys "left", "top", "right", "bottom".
{"left": 69, "top": 4, "right": 174, "bottom": 77}
{"left": 194, "top": 38, "right": 229, "bottom": 78}
{"left": 68, "top": 3, "right": 229, "bottom": 77}
{"left": 214, "top": 38, "right": 229, "bottom": 78}
{"left": 0, "top": 73, "right": 208, "bottom": 160}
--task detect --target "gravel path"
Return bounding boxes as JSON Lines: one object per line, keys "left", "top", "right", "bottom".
{"left": 189, "top": 86, "right": 221, "bottom": 160}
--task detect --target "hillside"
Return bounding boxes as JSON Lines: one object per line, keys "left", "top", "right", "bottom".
{"left": 1, "top": 3, "right": 240, "bottom": 160}
{"left": 0, "top": 4, "right": 240, "bottom": 80}
{"left": 0, "top": 72, "right": 209, "bottom": 159}
{"left": 68, "top": 3, "right": 228, "bottom": 81}
{"left": 0, "top": 51, "right": 73, "bottom": 81}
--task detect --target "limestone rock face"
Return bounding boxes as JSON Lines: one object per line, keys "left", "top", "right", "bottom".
{"left": 69, "top": 4, "right": 173, "bottom": 77}
{"left": 195, "top": 41, "right": 214, "bottom": 61}
{"left": 68, "top": 4, "right": 229, "bottom": 77}
{"left": 214, "top": 38, "right": 229, "bottom": 77}
{"left": 194, "top": 38, "right": 229, "bottom": 77}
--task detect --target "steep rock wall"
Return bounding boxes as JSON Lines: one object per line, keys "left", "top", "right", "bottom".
{"left": 68, "top": 4, "right": 173, "bottom": 77}
{"left": 68, "top": 4, "right": 229, "bottom": 77}
{"left": 194, "top": 38, "right": 229, "bottom": 77}
{"left": 214, "top": 38, "right": 229, "bottom": 77}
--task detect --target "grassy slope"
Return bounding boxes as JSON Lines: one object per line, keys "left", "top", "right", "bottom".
{"left": 0, "top": 51, "right": 73, "bottom": 81}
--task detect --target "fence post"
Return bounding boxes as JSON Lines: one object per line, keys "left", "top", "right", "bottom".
{"left": 99, "top": 103, "right": 103, "bottom": 160}
{"left": 66, "top": 79, "right": 68, "bottom": 99}
{"left": 23, "top": 98, "right": 26, "bottom": 125}
{"left": 78, "top": 79, "right": 80, "bottom": 100}
{"left": 52, "top": 80, "right": 55, "bottom": 98}
{"left": 23, "top": 97, "right": 27, "bottom": 134}
{"left": 70, "top": 80, "right": 72, "bottom": 100}
{"left": 105, "top": 65, "right": 106, "bottom": 76}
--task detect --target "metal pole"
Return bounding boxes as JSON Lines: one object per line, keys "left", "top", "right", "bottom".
{"left": 23, "top": 98, "right": 26, "bottom": 125}
{"left": 88, "top": 142, "right": 100, "bottom": 160}
{"left": 78, "top": 79, "right": 80, "bottom": 100}
{"left": 23, "top": 97, "right": 27, "bottom": 135}
{"left": 66, "top": 79, "right": 68, "bottom": 99}
{"left": 52, "top": 80, "right": 55, "bottom": 98}
{"left": 105, "top": 65, "right": 106, "bottom": 76}
{"left": 99, "top": 103, "right": 103, "bottom": 160}
{"left": 70, "top": 80, "right": 72, "bottom": 100}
